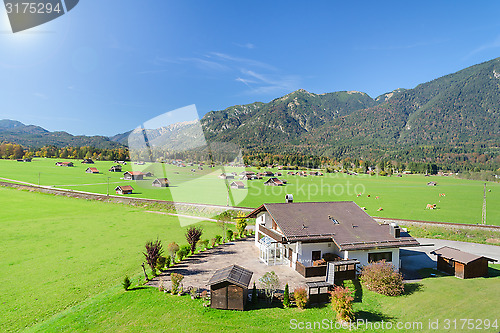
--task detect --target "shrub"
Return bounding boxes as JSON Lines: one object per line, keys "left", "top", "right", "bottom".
{"left": 190, "top": 287, "right": 198, "bottom": 299}
{"left": 211, "top": 238, "right": 218, "bottom": 248}
{"left": 379, "top": 170, "right": 388, "bottom": 176}
{"left": 236, "top": 212, "right": 248, "bottom": 237}
{"left": 294, "top": 287, "right": 308, "bottom": 309}
{"left": 283, "top": 283, "right": 290, "bottom": 308}
{"left": 171, "top": 273, "right": 184, "bottom": 294}
{"left": 185, "top": 226, "right": 203, "bottom": 254}
{"left": 199, "top": 239, "right": 209, "bottom": 249}
{"left": 226, "top": 229, "right": 234, "bottom": 241}
{"left": 360, "top": 260, "right": 404, "bottom": 296}
{"left": 252, "top": 282, "right": 257, "bottom": 304}
{"left": 214, "top": 235, "right": 222, "bottom": 244}
{"left": 122, "top": 276, "right": 132, "bottom": 291}
{"left": 143, "top": 238, "right": 163, "bottom": 275}
{"left": 167, "top": 242, "right": 179, "bottom": 264}
{"left": 156, "top": 256, "right": 166, "bottom": 271}
{"left": 330, "top": 286, "right": 354, "bottom": 322}
{"left": 177, "top": 244, "right": 191, "bottom": 261}
{"left": 165, "top": 255, "right": 171, "bottom": 268}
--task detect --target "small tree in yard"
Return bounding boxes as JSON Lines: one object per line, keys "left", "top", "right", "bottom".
{"left": 259, "top": 271, "right": 280, "bottom": 303}
{"left": 330, "top": 286, "right": 354, "bottom": 322}
{"left": 143, "top": 238, "right": 163, "bottom": 275}
{"left": 226, "top": 229, "right": 234, "bottom": 241}
{"left": 122, "top": 276, "right": 132, "bottom": 291}
{"left": 177, "top": 244, "right": 190, "bottom": 261}
{"left": 217, "top": 211, "right": 232, "bottom": 242}
{"left": 171, "top": 273, "right": 184, "bottom": 294}
{"left": 283, "top": 283, "right": 290, "bottom": 308}
{"left": 236, "top": 212, "right": 248, "bottom": 237}
{"left": 294, "top": 287, "right": 308, "bottom": 309}
{"left": 360, "top": 260, "right": 404, "bottom": 296}
{"left": 185, "top": 226, "right": 203, "bottom": 254}
{"left": 167, "top": 242, "right": 179, "bottom": 264}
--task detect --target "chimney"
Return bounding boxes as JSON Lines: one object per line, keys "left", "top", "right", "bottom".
{"left": 390, "top": 222, "right": 400, "bottom": 238}
{"left": 285, "top": 194, "right": 293, "bottom": 203}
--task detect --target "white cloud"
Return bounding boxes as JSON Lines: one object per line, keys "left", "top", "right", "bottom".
{"left": 234, "top": 42, "right": 255, "bottom": 49}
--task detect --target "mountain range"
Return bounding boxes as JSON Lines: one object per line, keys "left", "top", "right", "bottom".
{"left": 2, "top": 57, "right": 500, "bottom": 152}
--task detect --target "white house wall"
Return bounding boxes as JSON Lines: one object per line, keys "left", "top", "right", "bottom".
{"left": 298, "top": 242, "right": 339, "bottom": 266}
{"left": 344, "top": 248, "right": 400, "bottom": 271}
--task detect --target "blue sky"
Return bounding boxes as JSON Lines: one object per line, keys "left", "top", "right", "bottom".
{"left": 1, "top": 1, "right": 500, "bottom": 136}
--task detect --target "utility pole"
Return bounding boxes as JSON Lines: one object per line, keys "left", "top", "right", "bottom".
{"left": 481, "top": 183, "right": 487, "bottom": 225}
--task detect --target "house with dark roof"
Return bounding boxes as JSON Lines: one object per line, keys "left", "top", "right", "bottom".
{"left": 247, "top": 201, "right": 419, "bottom": 277}
{"left": 230, "top": 181, "right": 245, "bottom": 189}
{"left": 263, "top": 177, "right": 285, "bottom": 186}
{"left": 85, "top": 167, "right": 99, "bottom": 174}
{"left": 115, "top": 185, "right": 133, "bottom": 195}
{"left": 430, "top": 246, "right": 497, "bottom": 279}
{"left": 208, "top": 265, "right": 253, "bottom": 310}
{"left": 82, "top": 158, "right": 94, "bottom": 164}
{"left": 152, "top": 178, "right": 169, "bottom": 187}
{"left": 109, "top": 165, "right": 122, "bottom": 172}
{"left": 123, "top": 171, "right": 144, "bottom": 180}
{"left": 56, "top": 161, "right": 74, "bottom": 167}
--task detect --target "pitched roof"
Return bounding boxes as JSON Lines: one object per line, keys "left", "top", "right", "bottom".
{"left": 430, "top": 246, "right": 497, "bottom": 264}
{"left": 87, "top": 167, "right": 99, "bottom": 172}
{"left": 207, "top": 265, "right": 253, "bottom": 288}
{"left": 264, "top": 177, "right": 284, "bottom": 185}
{"left": 115, "top": 185, "right": 134, "bottom": 191}
{"left": 153, "top": 178, "right": 169, "bottom": 185}
{"left": 231, "top": 181, "right": 245, "bottom": 187}
{"left": 125, "top": 171, "right": 144, "bottom": 176}
{"left": 247, "top": 201, "right": 419, "bottom": 250}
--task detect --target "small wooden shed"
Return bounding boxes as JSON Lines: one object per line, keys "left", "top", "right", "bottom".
{"left": 109, "top": 165, "right": 122, "bottom": 172}
{"left": 208, "top": 265, "right": 253, "bottom": 311}
{"left": 115, "top": 185, "right": 133, "bottom": 195}
{"left": 124, "top": 171, "right": 144, "bottom": 180}
{"left": 230, "top": 181, "right": 245, "bottom": 189}
{"left": 152, "top": 178, "right": 169, "bottom": 187}
{"left": 431, "top": 246, "right": 497, "bottom": 279}
{"left": 85, "top": 167, "right": 99, "bottom": 174}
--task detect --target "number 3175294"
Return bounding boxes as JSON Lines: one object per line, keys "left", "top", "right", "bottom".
{"left": 5, "top": 2, "right": 62, "bottom": 14}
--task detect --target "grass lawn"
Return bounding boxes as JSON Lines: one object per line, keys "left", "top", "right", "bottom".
{"left": 28, "top": 266, "right": 500, "bottom": 333}
{"left": 0, "top": 158, "right": 499, "bottom": 225}
{"left": 0, "top": 187, "right": 228, "bottom": 332}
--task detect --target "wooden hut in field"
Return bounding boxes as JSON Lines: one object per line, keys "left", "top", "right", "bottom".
{"left": 123, "top": 171, "right": 144, "bottom": 180}
{"left": 263, "top": 177, "right": 285, "bottom": 186}
{"left": 152, "top": 178, "right": 169, "bottom": 187}
{"left": 430, "top": 246, "right": 497, "bottom": 279}
{"left": 56, "top": 161, "right": 74, "bottom": 167}
{"left": 82, "top": 158, "right": 94, "bottom": 164}
{"left": 109, "top": 165, "right": 122, "bottom": 172}
{"left": 85, "top": 167, "right": 99, "bottom": 174}
{"left": 115, "top": 185, "right": 133, "bottom": 195}
{"left": 208, "top": 265, "right": 253, "bottom": 311}
{"left": 230, "top": 181, "right": 245, "bottom": 189}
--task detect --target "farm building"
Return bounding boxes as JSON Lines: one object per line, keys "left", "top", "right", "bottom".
{"left": 264, "top": 178, "right": 285, "bottom": 186}
{"left": 263, "top": 171, "right": 274, "bottom": 176}
{"left": 115, "top": 185, "right": 133, "bottom": 195}
{"left": 145, "top": 172, "right": 154, "bottom": 177}
{"left": 208, "top": 265, "right": 253, "bottom": 311}
{"left": 152, "top": 178, "right": 169, "bottom": 187}
{"left": 82, "top": 159, "right": 94, "bottom": 164}
{"left": 230, "top": 181, "right": 245, "bottom": 189}
{"left": 427, "top": 181, "right": 437, "bottom": 186}
{"left": 86, "top": 167, "right": 99, "bottom": 174}
{"left": 55, "top": 162, "right": 74, "bottom": 167}
{"left": 248, "top": 201, "right": 419, "bottom": 278}
{"left": 124, "top": 171, "right": 144, "bottom": 180}
{"left": 239, "top": 171, "right": 255, "bottom": 177}
{"left": 218, "top": 173, "right": 234, "bottom": 180}
{"left": 430, "top": 246, "right": 497, "bottom": 279}
{"left": 17, "top": 158, "right": 32, "bottom": 162}
{"left": 109, "top": 165, "right": 122, "bottom": 172}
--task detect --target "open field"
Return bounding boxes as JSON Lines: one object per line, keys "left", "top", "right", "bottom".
{"left": 1, "top": 158, "right": 499, "bottom": 225}
{"left": 0, "top": 187, "right": 229, "bottom": 332}
{"left": 28, "top": 267, "right": 500, "bottom": 333}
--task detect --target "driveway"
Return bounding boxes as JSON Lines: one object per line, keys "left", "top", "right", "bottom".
{"left": 400, "top": 238, "right": 500, "bottom": 280}
{"left": 149, "top": 237, "right": 312, "bottom": 292}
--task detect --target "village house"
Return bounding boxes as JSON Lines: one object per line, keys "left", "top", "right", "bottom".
{"left": 230, "top": 181, "right": 245, "bottom": 189}
{"left": 263, "top": 177, "right": 285, "bottom": 186}
{"left": 152, "top": 178, "right": 169, "bottom": 187}
{"left": 263, "top": 171, "right": 274, "bottom": 177}
{"left": 123, "top": 171, "right": 145, "bottom": 180}
{"left": 115, "top": 185, "right": 133, "bottom": 195}
{"left": 85, "top": 167, "right": 99, "bottom": 174}
{"left": 239, "top": 171, "right": 255, "bottom": 177}
{"left": 247, "top": 201, "right": 419, "bottom": 278}
{"left": 430, "top": 246, "right": 497, "bottom": 279}
{"left": 81, "top": 158, "right": 94, "bottom": 164}
{"left": 55, "top": 161, "right": 74, "bottom": 167}
{"left": 109, "top": 165, "right": 122, "bottom": 172}
{"left": 218, "top": 173, "right": 234, "bottom": 180}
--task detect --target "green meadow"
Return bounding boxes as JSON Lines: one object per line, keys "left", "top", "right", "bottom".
{"left": 0, "top": 187, "right": 226, "bottom": 332}
{"left": 0, "top": 158, "right": 498, "bottom": 225}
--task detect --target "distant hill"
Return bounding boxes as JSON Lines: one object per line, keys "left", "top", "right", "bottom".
{"left": 0, "top": 121, "right": 123, "bottom": 149}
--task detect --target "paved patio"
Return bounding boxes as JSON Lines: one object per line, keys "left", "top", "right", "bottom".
{"left": 148, "top": 237, "right": 313, "bottom": 292}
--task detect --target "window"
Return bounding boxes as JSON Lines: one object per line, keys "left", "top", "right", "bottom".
{"left": 319, "top": 287, "right": 329, "bottom": 294}
{"left": 368, "top": 252, "right": 392, "bottom": 263}
{"left": 309, "top": 287, "right": 319, "bottom": 295}
{"left": 312, "top": 250, "right": 321, "bottom": 261}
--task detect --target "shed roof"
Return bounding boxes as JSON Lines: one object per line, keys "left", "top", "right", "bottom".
{"left": 208, "top": 264, "right": 253, "bottom": 288}
{"left": 430, "top": 246, "right": 497, "bottom": 264}
{"left": 247, "top": 202, "right": 419, "bottom": 250}
{"left": 87, "top": 167, "right": 99, "bottom": 172}
{"left": 231, "top": 181, "right": 245, "bottom": 187}
{"left": 115, "top": 185, "right": 134, "bottom": 191}
{"left": 125, "top": 171, "right": 144, "bottom": 176}
{"left": 153, "top": 178, "right": 169, "bottom": 185}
